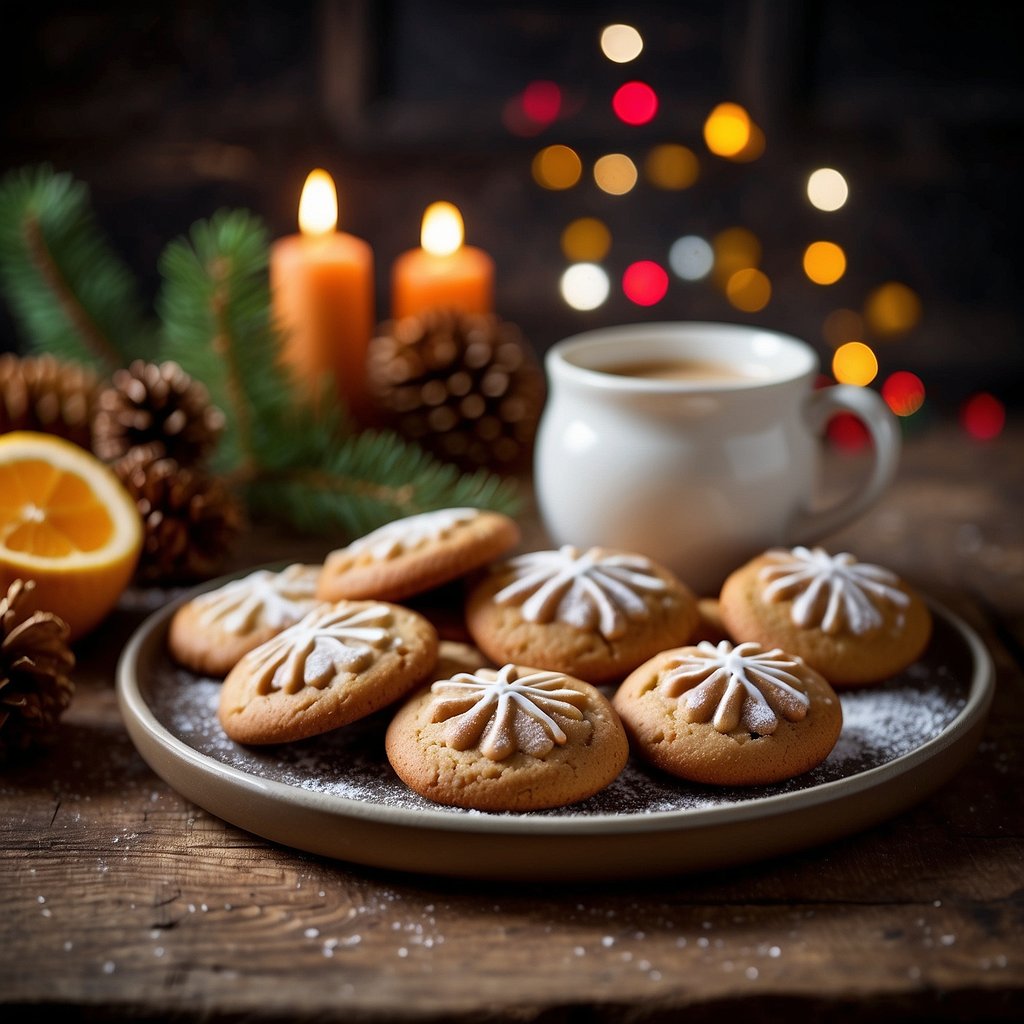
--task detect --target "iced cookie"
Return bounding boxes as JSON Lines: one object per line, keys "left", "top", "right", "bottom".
{"left": 464, "top": 545, "right": 699, "bottom": 685}
{"left": 718, "top": 546, "right": 932, "bottom": 686}
{"left": 613, "top": 640, "right": 843, "bottom": 786}
{"left": 317, "top": 507, "right": 520, "bottom": 603}
{"left": 219, "top": 600, "right": 438, "bottom": 745}
{"left": 385, "top": 662, "right": 629, "bottom": 811}
{"left": 168, "top": 563, "right": 323, "bottom": 677}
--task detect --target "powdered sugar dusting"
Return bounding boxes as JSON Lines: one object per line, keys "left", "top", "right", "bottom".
{"left": 149, "top": 611, "right": 971, "bottom": 818}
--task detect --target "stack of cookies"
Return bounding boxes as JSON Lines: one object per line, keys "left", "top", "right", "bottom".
{"left": 167, "top": 507, "right": 933, "bottom": 811}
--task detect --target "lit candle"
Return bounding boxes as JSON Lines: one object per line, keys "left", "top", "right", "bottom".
{"left": 391, "top": 202, "right": 494, "bottom": 320}
{"left": 270, "top": 168, "right": 375, "bottom": 421}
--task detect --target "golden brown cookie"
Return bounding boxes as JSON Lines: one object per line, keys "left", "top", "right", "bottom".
{"left": 613, "top": 640, "right": 843, "bottom": 786}
{"left": 385, "top": 663, "right": 629, "bottom": 811}
{"left": 464, "top": 545, "right": 699, "bottom": 685}
{"left": 718, "top": 546, "right": 932, "bottom": 687}
{"left": 317, "top": 507, "right": 520, "bottom": 603}
{"left": 432, "top": 639, "right": 495, "bottom": 680}
{"left": 219, "top": 600, "right": 438, "bottom": 745}
{"left": 168, "top": 563, "right": 323, "bottom": 677}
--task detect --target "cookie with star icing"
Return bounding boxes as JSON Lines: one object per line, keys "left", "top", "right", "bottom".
{"left": 168, "top": 563, "right": 323, "bottom": 677}
{"left": 218, "top": 600, "right": 438, "bottom": 745}
{"left": 718, "top": 546, "right": 932, "bottom": 687}
{"left": 385, "top": 662, "right": 629, "bottom": 811}
{"left": 316, "top": 507, "right": 520, "bottom": 603}
{"left": 464, "top": 545, "right": 699, "bottom": 685}
{"left": 613, "top": 639, "right": 843, "bottom": 786}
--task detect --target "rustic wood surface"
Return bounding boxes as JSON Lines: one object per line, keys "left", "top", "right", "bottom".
{"left": 2, "top": 420, "right": 1022, "bottom": 1022}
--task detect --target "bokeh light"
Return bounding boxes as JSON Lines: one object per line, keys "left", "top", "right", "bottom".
{"left": 711, "top": 226, "right": 761, "bottom": 288}
{"left": 594, "top": 153, "right": 638, "bottom": 195}
{"left": 622, "top": 261, "right": 669, "bottom": 306}
{"left": 960, "top": 393, "right": 1005, "bottom": 440}
{"left": 823, "top": 308, "right": 865, "bottom": 347}
{"left": 669, "top": 234, "right": 714, "bottom": 281}
{"left": 881, "top": 371, "right": 926, "bottom": 416}
{"left": 532, "top": 144, "right": 582, "bottom": 190}
{"left": 644, "top": 144, "right": 699, "bottom": 190}
{"left": 828, "top": 412, "right": 871, "bottom": 451}
{"left": 832, "top": 341, "right": 878, "bottom": 386}
{"left": 728, "top": 122, "right": 766, "bottom": 162}
{"left": 600, "top": 23, "right": 643, "bottom": 63}
{"left": 864, "top": 281, "right": 922, "bottom": 337}
{"left": 725, "top": 268, "right": 771, "bottom": 312}
{"left": 561, "top": 217, "right": 611, "bottom": 263}
{"left": 612, "top": 81, "right": 658, "bottom": 125}
{"left": 560, "top": 263, "right": 610, "bottom": 311}
{"left": 521, "top": 80, "right": 562, "bottom": 126}
{"left": 703, "top": 102, "right": 752, "bottom": 157}
{"left": 803, "top": 241, "right": 847, "bottom": 285}
{"left": 807, "top": 168, "right": 849, "bottom": 211}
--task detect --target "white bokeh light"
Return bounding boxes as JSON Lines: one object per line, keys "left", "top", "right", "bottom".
{"left": 600, "top": 24, "right": 643, "bottom": 63}
{"left": 560, "top": 263, "right": 610, "bottom": 310}
{"left": 807, "top": 168, "right": 849, "bottom": 212}
{"left": 668, "top": 234, "right": 714, "bottom": 281}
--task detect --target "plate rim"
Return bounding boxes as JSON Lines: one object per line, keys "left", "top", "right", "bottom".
{"left": 116, "top": 575, "right": 996, "bottom": 842}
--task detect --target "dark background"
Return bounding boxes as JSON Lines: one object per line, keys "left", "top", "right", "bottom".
{"left": 2, "top": 0, "right": 1022, "bottom": 419}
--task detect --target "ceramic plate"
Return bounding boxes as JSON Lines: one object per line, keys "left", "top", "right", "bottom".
{"left": 117, "top": 577, "right": 994, "bottom": 881}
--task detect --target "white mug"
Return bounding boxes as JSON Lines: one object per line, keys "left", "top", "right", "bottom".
{"left": 533, "top": 321, "right": 901, "bottom": 596}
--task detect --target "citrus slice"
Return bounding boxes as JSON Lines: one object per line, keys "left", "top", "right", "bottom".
{"left": 0, "top": 430, "right": 143, "bottom": 641}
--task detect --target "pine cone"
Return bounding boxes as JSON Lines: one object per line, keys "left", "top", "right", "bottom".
{"left": 0, "top": 352, "right": 100, "bottom": 449}
{"left": 0, "top": 579, "right": 75, "bottom": 762}
{"left": 114, "top": 449, "right": 245, "bottom": 585}
{"left": 366, "top": 309, "right": 546, "bottom": 473}
{"left": 91, "top": 359, "right": 226, "bottom": 467}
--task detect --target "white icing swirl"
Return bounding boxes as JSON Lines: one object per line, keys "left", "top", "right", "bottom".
{"left": 344, "top": 508, "right": 480, "bottom": 561}
{"left": 192, "top": 564, "right": 320, "bottom": 635}
{"left": 492, "top": 546, "right": 667, "bottom": 640}
{"left": 759, "top": 546, "right": 909, "bottom": 635}
{"left": 430, "top": 664, "right": 589, "bottom": 761}
{"left": 659, "top": 640, "right": 811, "bottom": 735}
{"left": 244, "top": 603, "right": 395, "bottom": 695}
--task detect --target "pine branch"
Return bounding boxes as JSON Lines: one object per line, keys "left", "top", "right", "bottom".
{"left": 0, "top": 164, "right": 154, "bottom": 372}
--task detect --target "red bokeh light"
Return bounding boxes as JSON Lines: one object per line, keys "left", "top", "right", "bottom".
{"left": 827, "top": 412, "right": 871, "bottom": 451}
{"left": 960, "top": 392, "right": 1005, "bottom": 440}
{"left": 622, "top": 261, "right": 669, "bottom": 306}
{"left": 881, "top": 370, "right": 926, "bottom": 417}
{"left": 522, "top": 80, "right": 562, "bottom": 125}
{"left": 612, "top": 81, "right": 658, "bottom": 126}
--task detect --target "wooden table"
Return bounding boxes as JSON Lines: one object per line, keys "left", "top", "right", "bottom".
{"left": 3, "top": 419, "right": 1022, "bottom": 1021}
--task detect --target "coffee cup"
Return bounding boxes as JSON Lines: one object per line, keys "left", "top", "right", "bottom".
{"left": 533, "top": 321, "right": 901, "bottom": 595}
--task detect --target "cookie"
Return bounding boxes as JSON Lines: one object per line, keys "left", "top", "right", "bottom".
{"left": 691, "top": 597, "right": 732, "bottom": 645}
{"left": 385, "top": 662, "right": 629, "bottom": 811}
{"left": 464, "top": 545, "right": 699, "bottom": 685}
{"left": 718, "top": 546, "right": 932, "bottom": 687}
{"left": 317, "top": 507, "right": 520, "bottom": 603}
{"left": 432, "top": 639, "right": 495, "bottom": 680}
{"left": 218, "top": 600, "right": 438, "bottom": 745}
{"left": 168, "top": 563, "right": 323, "bottom": 677}
{"left": 613, "top": 640, "right": 843, "bottom": 786}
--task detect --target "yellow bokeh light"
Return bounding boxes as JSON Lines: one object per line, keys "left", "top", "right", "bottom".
{"left": 561, "top": 217, "right": 611, "bottom": 263}
{"left": 832, "top": 341, "right": 878, "bottom": 386}
{"left": 644, "top": 144, "right": 699, "bottom": 190}
{"left": 593, "top": 153, "right": 638, "bottom": 195}
{"left": 600, "top": 23, "right": 643, "bottom": 63}
{"left": 725, "top": 267, "right": 771, "bottom": 312}
{"left": 531, "top": 145, "right": 582, "bottom": 190}
{"left": 711, "top": 226, "right": 761, "bottom": 288}
{"left": 803, "top": 241, "right": 847, "bottom": 285}
{"left": 864, "top": 281, "right": 922, "bottom": 337}
{"left": 823, "top": 308, "right": 865, "bottom": 348}
{"left": 807, "top": 168, "right": 849, "bottom": 211}
{"left": 703, "top": 102, "right": 752, "bottom": 157}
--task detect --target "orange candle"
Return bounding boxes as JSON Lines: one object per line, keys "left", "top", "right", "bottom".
{"left": 270, "top": 168, "right": 375, "bottom": 421}
{"left": 391, "top": 202, "right": 494, "bottom": 320}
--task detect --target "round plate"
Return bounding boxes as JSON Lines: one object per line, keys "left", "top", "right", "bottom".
{"left": 117, "top": 580, "right": 994, "bottom": 881}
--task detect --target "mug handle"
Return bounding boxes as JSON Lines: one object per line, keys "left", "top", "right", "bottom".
{"left": 787, "top": 383, "right": 901, "bottom": 543}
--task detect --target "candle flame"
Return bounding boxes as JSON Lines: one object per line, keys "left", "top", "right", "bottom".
{"left": 421, "top": 201, "right": 464, "bottom": 257}
{"left": 298, "top": 169, "right": 338, "bottom": 237}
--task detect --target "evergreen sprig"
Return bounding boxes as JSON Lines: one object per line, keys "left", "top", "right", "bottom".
{"left": 0, "top": 164, "right": 155, "bottom": 372}
{"left": 0, "top": 163, "right": 522, "bottom": 541}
